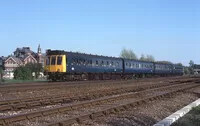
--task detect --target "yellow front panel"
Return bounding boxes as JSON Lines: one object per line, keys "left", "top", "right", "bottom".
{"left": 47, "top": 55, "right": 66, "bottom": 73}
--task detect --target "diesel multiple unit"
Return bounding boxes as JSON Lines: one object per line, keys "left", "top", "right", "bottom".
{"left": 44, "top": 50, "right": 184, "bottom": 81}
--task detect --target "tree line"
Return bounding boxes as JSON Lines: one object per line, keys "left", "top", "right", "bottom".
{"left": 120, "top": 48, "right": 175, "bottom": 64}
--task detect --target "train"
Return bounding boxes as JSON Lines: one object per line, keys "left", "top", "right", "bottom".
{"left": 44, "top": 50, "right": 184, "bottom": 81}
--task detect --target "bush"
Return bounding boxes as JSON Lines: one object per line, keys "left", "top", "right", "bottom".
{"left": 14, "top": 63, "right": 43, "bottom": 80}
{"left": 14, "top": 66, "right": 33, "bottom": 80}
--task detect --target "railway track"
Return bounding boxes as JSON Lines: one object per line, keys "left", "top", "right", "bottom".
{"left": 0, "top": 80, "right": 199, "bottom": 126}
{"left": 0, "top": 76, "right": 192, "bottom": 92}
{"left": 0, "top": 76, "right": 197, "bottom": 102}
{"left": 0, "top": 77, "right": 198, "bottom": 112}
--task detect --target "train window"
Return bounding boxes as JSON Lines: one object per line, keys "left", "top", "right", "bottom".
{"left": 78, "top": 59, "right": 81, "bottom": 65}
{"left": 129, "top": 63, "right": 131, "bottom": 68}
{"left": 83, "top": 59, "right": 86, "bottom": 65}
{"left": 96, "top": 60, "right": 98, "bottom": 66}
{"left": 74, "top": 59, "right": 77, "bottom": 65}
{"left": 85, "top": 60, "right": 87, "bottom": 65}
{"left": 79, "top": 59, "right": 82, "bottom": 64}
{"left": 101, "top": 61, "right": 104, "bottom": 66}
{"left": 107, "top": 61, "right": 109, "bottom": 66}
{"left": 46, "top": 57, "right": 50, "bottom": 65}
{"left": 57, "top": 56, "right": 62, "bottom": 65}
{"left": 116, "top": 62, "right": 119, "bottom": 67}
{"left": 86, "top": 60, "right": 89, "bottom": 65}
{"left": 126, "top": 63, "right": 128, "bottom": 66}
{"left": 90, "top": 60, "right": 92, "bottom": 65}
{"left": 51, "top": 56, "right": 56, "bottom": 65}
{"left": 111, "top": 61, "right": 114, "bottom": 66}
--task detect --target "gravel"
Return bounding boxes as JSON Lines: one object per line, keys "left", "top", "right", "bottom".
{"left": 10, "top": 88, "right": 198, "bottom": 126}
{"left": 0, "top": 79, "right": 169, "bottom": 100}
{"left": 78, "top": 92, "right": 199, "bottom": 126}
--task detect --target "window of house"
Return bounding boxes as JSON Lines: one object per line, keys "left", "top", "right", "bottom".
{"left": 51, "top": 56, "right": 56, "bottom": 65}
{"left": 57, "top": 56, "right": 62, "bottom": 65}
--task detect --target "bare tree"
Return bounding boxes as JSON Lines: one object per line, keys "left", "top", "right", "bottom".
{"left": 189, "top": 60, "right": 194, "bottom": 75}
{"left": 140, "top": 54, "right": 146, "bottom": 61}
{"left": 146, "top": 55, "right": 155, "bottom": 62}
{"left": 189, "top": 60, "right": 194, "bottom": 67}
{"left": 140, "top": 54, "right": 155, "bottom": 62}
{"left": 176, "top": 63, "right": 183, "bottom": 66}
{"left": 120, "top": 48, "right": 137, "bottom": 60}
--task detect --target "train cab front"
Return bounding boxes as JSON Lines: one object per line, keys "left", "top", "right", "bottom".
{"left": 44, "top": 50, "right": 67, "bottom": 81}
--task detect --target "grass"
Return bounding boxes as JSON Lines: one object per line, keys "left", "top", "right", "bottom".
{"left": 172, "top": 106, "right": 200, "bottom": 126}
{"left": 0, "top": 79, "right": 47, "bottom": 84}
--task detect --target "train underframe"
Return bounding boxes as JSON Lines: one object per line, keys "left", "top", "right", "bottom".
{"left": 47, "top": 72, "right": 159, "bottom": 81}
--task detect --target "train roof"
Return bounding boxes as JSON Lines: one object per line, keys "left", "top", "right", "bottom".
{"left": 46, "top": 50, "right": 122, "bottom": 60}
{"left": 123, "top": 59, "right": 154, "bottom": 64}
{"left": 46, "top": 49, "right": 183, "bottom": 66}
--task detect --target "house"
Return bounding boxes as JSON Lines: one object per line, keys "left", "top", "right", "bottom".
{"left": 3, "top": 56, "right": 22, "bottom": 79}
{"left": 3, "top": 45, "right": 45, "bottom": 79}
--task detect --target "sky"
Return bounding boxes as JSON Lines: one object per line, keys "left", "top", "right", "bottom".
{"left": 0, "top": 0, "right": 199, "bottom": 66}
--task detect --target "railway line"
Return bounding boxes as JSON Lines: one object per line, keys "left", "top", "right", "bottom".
{"left": 0, "top": 76, "right": 192, "bottom": 91}
{"left": 0, "top": 77, "right": 199, "bottom": 126}
{"left": 0, "top": 76, "right": 196, "bottom": 101}
{"left": 0, "top": 77, "right": 195, "bottom": 112}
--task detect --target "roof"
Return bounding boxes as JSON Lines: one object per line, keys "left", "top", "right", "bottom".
{"left": 21, "top": 54, "right": 37, "bottom": 62}
{"left": 0, "top": 56, "right": 7, "bottom": 61}
{"left": 5, "top": 56, "right": 23, "bottom": 65}
{"left": 14, "top": 47, "right": 34, "bottom": 54}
